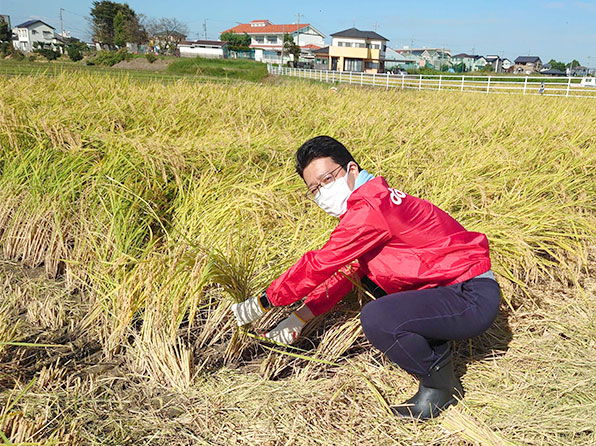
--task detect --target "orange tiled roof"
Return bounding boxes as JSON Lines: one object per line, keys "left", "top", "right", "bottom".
{"left": 222, "top": 20, "right": 310, "bottom": 35}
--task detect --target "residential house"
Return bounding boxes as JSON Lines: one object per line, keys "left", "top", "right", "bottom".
{"left": 12, "top": 19, "right": 63, "bottom": 53}
{"left": 541, "top": 62, "right": 552, "bottom": 70}
{"left": 513, "top": 56, "right": 542, "bottom": 73}
{"left": 569, "top": 65, "right": 589, "bottom": 77}
{"left": 501, "top": 58, "right": 513, "bottom": 71}
{"left": 221, "top": 19, "right": 325, "bottom": 64}
{"left": 484, "top": 55, "right": 512, "bottom": 73}
{"left": 540, "top": 68, "right": 566, "bottom": 76}
{"left": 327, "top": 27, "right": 388, "bottom": 73}
{"left": 179, "top": 40, "right": 228, "bottom": 59}
{"left": 396, "top": 47, "right": 450, "bottom": 70}
{"left": 451, "top": 53, "right": 487, "bottom": 72}
{"left": 313, "top": 46, "right": 329, "bottom": 70}
{"left": 384, "top": 47, "right": 416, "bottom": 71}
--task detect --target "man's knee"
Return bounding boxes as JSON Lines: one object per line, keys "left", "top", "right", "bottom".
{"left": 360, "top": 299, "right": 383, "bottom": 340}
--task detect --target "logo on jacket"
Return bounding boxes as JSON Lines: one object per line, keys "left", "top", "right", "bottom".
{"left": 388, "top": 188, "right": 406, "bottom": 205}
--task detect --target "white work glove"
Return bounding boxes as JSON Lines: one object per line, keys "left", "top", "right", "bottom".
{"left": 231, "top": 293, "right": 270, "bottom": 326}
{"left": 264, "top": 312, "right": 306, "bottom": 345}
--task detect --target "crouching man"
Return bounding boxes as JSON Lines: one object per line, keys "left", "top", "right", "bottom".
{"left": 231, "top": 135, "right": 500, "bottom": 420}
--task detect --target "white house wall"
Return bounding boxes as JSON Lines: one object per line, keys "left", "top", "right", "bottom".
{"left": 294, "top": 29, "right": 324, "bottom": 47}
{"left": 250, "top": 28, "right": 323, "bottom": 48}
{"left": 179, "top": 46, "right": 224, "bottom": 58}
{"left": 331, "top": 36, "right": 385, "bottom": 54}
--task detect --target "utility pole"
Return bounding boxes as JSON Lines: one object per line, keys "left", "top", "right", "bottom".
{"left": 296, "top": 13, "right": 301, "bottom": 66}
{"left": 203, "top": 19, "right": 207, "bottom": 39}
{"left": 59, "top": 8, "right": 64, "bottom": 37}
{"left": 296, "top": 13, "right": 301, "bottom": 47}
{"left": 280, "top": 23, "right": 284, "bottom": 67}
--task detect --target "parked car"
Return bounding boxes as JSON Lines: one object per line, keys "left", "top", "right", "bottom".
{"left": 580, "top": 77, "right": 596, "bottom": 87}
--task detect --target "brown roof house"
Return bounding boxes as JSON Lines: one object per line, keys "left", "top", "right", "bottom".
{"left": 513, "top": 56, "right": 542, "bottom": 74}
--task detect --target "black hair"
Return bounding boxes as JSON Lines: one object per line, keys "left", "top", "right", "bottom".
{"left": 295, "top": 136, "right": 360, "bottom": 178}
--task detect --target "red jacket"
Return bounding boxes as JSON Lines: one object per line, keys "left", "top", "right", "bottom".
{"left": 266, "top": 177, "right": 491, "bottom": 315}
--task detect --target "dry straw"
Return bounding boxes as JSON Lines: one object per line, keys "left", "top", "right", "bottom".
{"left": 0, "top": 71, "right": 594, "bottom": 445}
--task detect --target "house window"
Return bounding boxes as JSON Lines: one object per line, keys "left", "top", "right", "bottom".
{"left": 337, "top": 42, "right": 343, "bottom": 47}
{"left": 267, "top": 36, "right": 276, "bottom": 44}
{"left": 359, "top": 43, "right": 367, "bottom": 48}
{"left": 372, "top": 44, "right": 379, "bottom": 49}
{"left": 31, "top": 29, "right": 38, "bottom": 34}
{"left": 255, "top": 36, "right": 264, "bottom": 43}
{"left": 365, "top": 61, "right": 378, "bottom": 69}
{"left": 344, "top": 58, "right": 363, "bottom": 71}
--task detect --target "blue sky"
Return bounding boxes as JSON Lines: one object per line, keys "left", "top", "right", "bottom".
{"left": 3, "top": 0, "right": 595, "bottom": 66}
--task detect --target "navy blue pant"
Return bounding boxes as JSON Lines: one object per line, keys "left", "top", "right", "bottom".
{"left": 360, "top": 278, "right": 501, "bottom": 377}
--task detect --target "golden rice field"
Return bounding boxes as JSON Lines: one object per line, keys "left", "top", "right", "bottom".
{"left": 0, "top": 72, "right": 595, "bottom": 445}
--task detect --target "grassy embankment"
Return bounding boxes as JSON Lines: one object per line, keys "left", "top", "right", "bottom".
{"left": 0, "top": 72, "right": 595, "bottom": 445}
{"left": 0, "top": 56, "right": 269, "bottom": 83}
{"left": 167, "top": 56, "right": 269, "bottom": 82}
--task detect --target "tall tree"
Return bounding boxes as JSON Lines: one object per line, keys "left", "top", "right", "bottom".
{"left": 0, "top": 20, "right": 11, "bottom": 43}
{"left": 90, "top": 1, "right": 145, "bottom": 48}
{"left": 125, "top": 13, "right": 147, "bottom": 44}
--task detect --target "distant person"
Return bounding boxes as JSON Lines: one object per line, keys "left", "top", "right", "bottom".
{"left": 231, "top": 136, "right": 501, "bottom": 420}
{"left": 539, "top": 81, "right": 545, "bottom": 95}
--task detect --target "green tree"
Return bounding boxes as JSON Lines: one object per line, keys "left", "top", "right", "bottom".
{"left": 90, "top": 1, "right": 145, "bottom": 49}
{"left": 219, "top": 31, "right": 251, "bottom": 51}
{"left": 566, "top": 59, "right": 581, "bottom": 68}
{"left": 548, "top": 59, "right": 566, "bottom": 71}
{"left": 67, "top": 40, "right": 87, "bottom": 62}
{"left": 33, "top": 42, "right": 60, "bottom": 60}
{"left": 283, "top": 33, "right": 300, "bottom": 67}
{"left": 0, "top": 20, "right": 11, "bottom": 43}
{"left": 113, "top": 10, "right": 127, "bottom": 47}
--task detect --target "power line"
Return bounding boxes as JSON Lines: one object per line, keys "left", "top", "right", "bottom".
{"left": 61, "top": 8, "right": 89, "bottom": 19}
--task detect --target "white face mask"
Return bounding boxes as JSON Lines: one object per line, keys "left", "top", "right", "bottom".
{"left": 314, "top": 162, "right": 354, "bottom": 218}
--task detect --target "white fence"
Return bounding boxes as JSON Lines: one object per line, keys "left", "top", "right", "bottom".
{"left": 268, "top": 65, "right": 596, "bottom": 99}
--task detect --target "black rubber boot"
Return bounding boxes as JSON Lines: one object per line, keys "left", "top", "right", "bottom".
{"left": 391, "top": 344, "right": 463, "bottom": 421}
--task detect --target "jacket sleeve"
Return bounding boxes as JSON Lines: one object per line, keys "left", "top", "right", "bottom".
{"left": 266, "top": 198, "right": 392, "bottom": 307}
{"left": 304, "top": 261, "right": 364, "bottom": 316}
